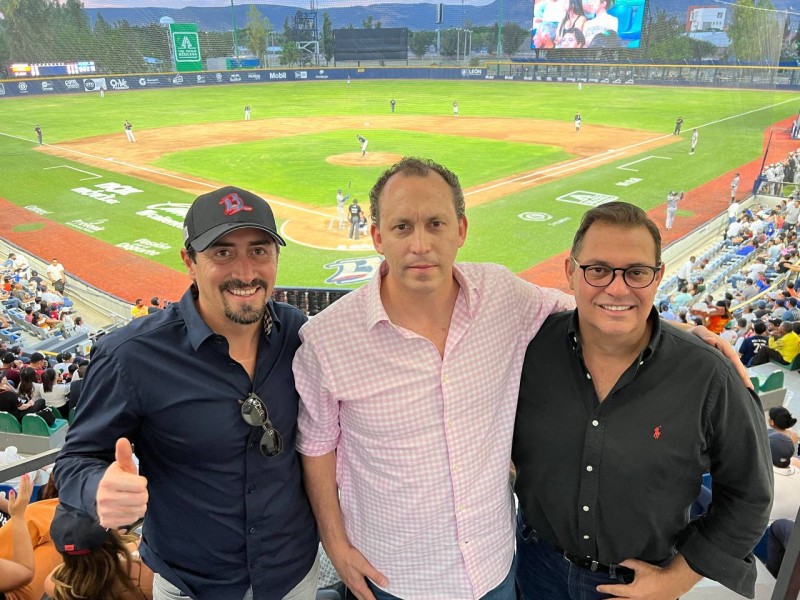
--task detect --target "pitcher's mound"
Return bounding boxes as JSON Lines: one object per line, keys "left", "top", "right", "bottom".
{"left": 326, "top": 152, "right": 403, "bottom": 167}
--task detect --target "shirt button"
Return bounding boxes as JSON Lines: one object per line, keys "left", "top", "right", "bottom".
{"left": 443, "top": 375, "right": 449, "bottom": 382}
{"left": 586, "top": 465, "right": 593, "bottom": 472}
{"left": 582, "top": 505, "right": 589, "bottom": 512}
{"left": 583, "top": 535, "right": 590, "bottom": 540}
{"left": 453, "top": 464, "right": 461, "bottom": 472}
{"left": 248, "top": 485, "right": 256, "bottom": 494}
{"left": 458, "top": 504, "right": 464, "bottom": 511}
{"left": 591, "top": 420, "right": 599, "bottom": 427}
{"left": 249, "top": 526, "right": 257, "bottom": 534}
{"left": 586, "top": 373, "right": 592, "bottom": 379}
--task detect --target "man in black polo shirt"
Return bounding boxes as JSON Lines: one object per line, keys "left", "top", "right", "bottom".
{"left": 513, "top": 202, "right": 771, "bottom": 599}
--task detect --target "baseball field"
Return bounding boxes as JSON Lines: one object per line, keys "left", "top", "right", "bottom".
{"left": 1, "top": 77, "right": 798, "bottom": 297}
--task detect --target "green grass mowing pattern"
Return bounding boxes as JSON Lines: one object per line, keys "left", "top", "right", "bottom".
{"left": 153, "top": 130, "right": 572, "bottom": 206}
{"left": 1, "top": 80, "right": 800, "bottom": 287}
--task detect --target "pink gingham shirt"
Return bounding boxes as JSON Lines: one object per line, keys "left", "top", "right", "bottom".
{"left": 295, "top": 263, "right": 574, "bottom": 599}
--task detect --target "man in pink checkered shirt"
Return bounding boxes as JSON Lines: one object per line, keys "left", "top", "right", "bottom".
{"left": 294, "top": 157, "right": 575, "bottom": 600}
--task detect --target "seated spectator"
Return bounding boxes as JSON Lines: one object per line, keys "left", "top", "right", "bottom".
{"left": 784, "top": 297, "right": 800, "bottom": 321}
{"left": 1, "top": 353, "right": 21, "bottom": 388}
{"left": 739, "top": 278, "right": 760, "bottom": 302}
{"left": 769, "top": 432, "right": 800, "bottom": 524}
{"left": 658, "top": 302, "right": 676, "bottom": 321}
{"left": 32, "top": 311, "right": 66, "bottom": 337}
{"left": 769, "top": 406, "right": 799, "bottom": 450}
{"left": 46, "top": 504, "right": 153, "bottom": 600}
{"left": 766, "top": 519, "right": 794, "bottom": 578}
{"left": 147, "top": 297, "right": 162, "bottom": 315}
{"left": 0, "top": 475, "right": 35, "bottom": 596}
{"left": 72, "top": 316, "right": 91, "bottom": 336}
{"left": 0, "top": 375, "right": 45, "bottom": 423}
{"left": 720, "top": 317, "right": 746, "bottom": 347}
{"left": 752, "top": 320, "right": 800, "bottom": 365}
{"left": 0, "top": 476, "right": 61, "bottom": 600}
{"left": 39, "top": 286, "right": 63, "bottom": 309}
{"left": 27, "top": 353, "right": 48, "bottom": 376}
{"left": 130, "top": 299, "right": 148, "bottom": 320}
{"left": 33, "top": 368, "right": 70, "bottom": 419}
{"left": 670, "top": 284, "right": 693, "bottom": 308}
{"left": 691, "top": 300, "right": 731, "bottom": 335}
{"left": 739, "top": 320, "right": 770, "bottom": 366}
{"left": 16, "top": 367, "right": 39, "bottom": 404}
{"left": 66, "top": 364, "right": 88, "bottom": 413}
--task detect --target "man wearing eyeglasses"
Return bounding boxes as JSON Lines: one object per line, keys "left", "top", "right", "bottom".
{"left": 54, "top": 186, "right": 319, "bottom": 600}
{"left": 512, "top": 202, "right": 771, "bottom": 600}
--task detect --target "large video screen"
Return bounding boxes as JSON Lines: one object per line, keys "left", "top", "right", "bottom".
{"left": 531, "top": 0, "right": 646, "bottom": 50}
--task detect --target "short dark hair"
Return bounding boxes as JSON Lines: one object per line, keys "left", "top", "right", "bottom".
{"left": 753, "top": 320, "right": 767, "bottom": 335}
{"left": 369, "top": 157, "right": 465, "bottom": 226}
{"left": 570, "top": 202, "right": 662, "bottom": 265}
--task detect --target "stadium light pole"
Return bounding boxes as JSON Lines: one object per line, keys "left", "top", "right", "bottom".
{"left": 495, "top": 0, "right": 504, "bottom": 58}
{"left": 231, "top": 0, "right": 240, "bottom": 66}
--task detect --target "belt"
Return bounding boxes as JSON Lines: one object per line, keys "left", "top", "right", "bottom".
{"left": 557, "top": 547, "right": 634, "bottom": 576}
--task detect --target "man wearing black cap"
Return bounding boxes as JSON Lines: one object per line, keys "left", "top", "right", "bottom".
{"left": 55, "top": 186, "right": 319, "bottom": 600}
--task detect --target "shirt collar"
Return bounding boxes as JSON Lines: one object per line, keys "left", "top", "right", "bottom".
{"left": 365, "top": 262, "right": 479, "bottom": 330}
{"left": 566, "top": 306, "right": 661, "bottom": 363}
{"left": 180, "top": 285, "right": 280, "bottom": 351}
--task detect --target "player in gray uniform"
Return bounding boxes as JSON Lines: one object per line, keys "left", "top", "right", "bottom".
{"left": 336, "top": 189, "right": 350, "bottom": 230}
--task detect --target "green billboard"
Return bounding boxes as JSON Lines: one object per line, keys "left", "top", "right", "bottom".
{"left": 169, "top": 23, "right": 203, "bottom": 72}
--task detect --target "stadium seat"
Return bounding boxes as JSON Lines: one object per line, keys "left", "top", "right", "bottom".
{"left": 771, "top": 355, "right": 800, "bottom": 371}
{"left": 21, "top": 414, "right": 67, "bottom": 437}
{"left": 0, "top": 412, "right": 21, "bottom": 434}
{"left": 753, "top": 370, "right": 785, "bottom": 392}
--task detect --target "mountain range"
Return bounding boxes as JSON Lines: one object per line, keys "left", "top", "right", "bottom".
{"left": 83, "top": 0, "right": 798, "bottom": 31}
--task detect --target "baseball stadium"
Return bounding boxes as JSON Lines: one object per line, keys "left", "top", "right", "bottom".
{"left": 1, "top": 0, "right": 800, "bottom": 597}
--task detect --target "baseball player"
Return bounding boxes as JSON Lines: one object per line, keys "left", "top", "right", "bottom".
{"left": 124, "top": 120, "right": 136, "bottom": 143}
{"left": 357, "top": 134, "right": 368, "bottom": 158}
{"left": 690, "top": 128, "right": 698, "bottom": 154}
{"left": 390, "top": 99, "right": 396, "bottom": 113}
{"left": 34, "top": 125, "right": 42, "bottom": 145}
{"left": 347, "top": 198, "right": 363, "bottom": 239}
{"left": 731, "top": 173, "right": 740, "bottom": 201}
{"left": 336, "top": 188, "right": 350, "bottom": 230}
{"left": 453, "top": 101, "right": 459, "bottom": 116}
{"left": 665, "top": 190, "right": 681, "bottom": 230}
{"left": 244, "top": 104, "right": 251, "bottom": 120}
{"left": 574, "top": 112, "right": 581, "bottom": 133}
{"left": 674, "top": 116, "right": 683, "bottom": 135}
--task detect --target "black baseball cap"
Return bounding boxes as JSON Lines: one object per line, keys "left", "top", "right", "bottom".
{"left": 50, "top": 504, "right": 109, "bottom": 556}
{"left": 183, "top": 186, "right": 285, "bottom": 252}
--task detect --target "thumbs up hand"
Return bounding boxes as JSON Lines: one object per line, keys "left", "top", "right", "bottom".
{"left": 96, "top": 438, "right": 149, "bottom": 529}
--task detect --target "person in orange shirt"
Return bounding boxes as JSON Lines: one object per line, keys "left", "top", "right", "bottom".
{"left": 0, "top": 475, "right": 62, "bottom": 600}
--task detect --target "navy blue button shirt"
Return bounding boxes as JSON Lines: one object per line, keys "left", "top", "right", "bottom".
{"left": 55, "top": 288, "right": 318, "bottom": 600}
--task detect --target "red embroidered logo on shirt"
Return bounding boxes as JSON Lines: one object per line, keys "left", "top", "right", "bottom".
{"left": 653, "top": 426, "right": 662, "bottom": 440}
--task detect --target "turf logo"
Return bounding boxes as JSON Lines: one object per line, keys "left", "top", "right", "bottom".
{"left": 556, "top": 191, "right": 618, "bottom": 206}
{"left": 136, "top": 203, "right": 190, "bottom": 229}
{"left": 518, "top": 212, "right": 552, "bottom": 222}
{"left": 324, "top": 257, "right": 382, "bottom": 286}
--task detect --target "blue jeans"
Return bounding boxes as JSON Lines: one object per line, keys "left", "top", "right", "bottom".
{"left": 515, "top": 511, "right": 634, "bottom": 600}
{"left": 366, "top": 558, "right": 517, "bottom": 600}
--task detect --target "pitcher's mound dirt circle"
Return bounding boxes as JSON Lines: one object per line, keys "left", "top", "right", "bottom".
{"left": 326, "top": 152, "right": 403, "bottom": 167}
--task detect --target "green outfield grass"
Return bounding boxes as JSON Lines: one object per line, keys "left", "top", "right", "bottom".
{"left": 1, "top": 79, "right": 799, "bottom": 287}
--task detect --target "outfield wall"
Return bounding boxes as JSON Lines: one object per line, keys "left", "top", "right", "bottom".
{"left": 3, "top": 63, "right": 800, "bottom": 98}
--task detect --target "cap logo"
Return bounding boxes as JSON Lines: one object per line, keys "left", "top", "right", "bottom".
{"left": 220, "top": 192, "right": 253, "bottom": 216}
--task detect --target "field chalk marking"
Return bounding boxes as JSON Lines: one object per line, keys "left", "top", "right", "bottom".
{"left": 617, "top": 156, "right": 672, "bottom": 172}
{"left": 44, "top": 165, "right": 102, "bottom": 181}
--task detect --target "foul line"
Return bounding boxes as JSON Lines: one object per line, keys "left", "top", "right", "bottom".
{"left": 44, "top": 165, "right": 102, "bottom": 180}
{"left": 0, "top": 131, "right": 331, "bottom": 219}
{"left": 617, "top": 156, "right": 672, "bottom": 172}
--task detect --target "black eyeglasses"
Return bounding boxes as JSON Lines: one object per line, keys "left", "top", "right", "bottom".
{"left": 571, "top": 257, "right": 661, "bottom": 289}
{"left": 240, "top": 393, "right": 283, "bottom": 457}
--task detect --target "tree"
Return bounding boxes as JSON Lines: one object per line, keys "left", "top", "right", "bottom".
{"left": 728, "top": 0, "right": 783, "bottom": 64}
{"left": 321, "top": 11, "right": 333, "bottom": 65}
{"left": 644, "top": 10, "right": 695, "bottom": 63}
{"left": 440, "top": 28, "right": 458, "bottom": 57}
{"left": 280, "top": 16, "right": 300, "bottom": 66}
{"left": 409, "top": 30, "right": 432, "bottom": 58}
{"left": 244, "top": 4, "right": 270, "bottom": 65}
{"left": 501, "top": 22, "right": 528, "bottom": 57}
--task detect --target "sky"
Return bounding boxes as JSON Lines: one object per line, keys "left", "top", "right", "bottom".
{"left": 80, "top": 0, "right": 496, "bottom": 8}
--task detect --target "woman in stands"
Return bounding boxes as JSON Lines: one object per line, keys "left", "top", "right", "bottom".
{"left": 16, "top": 367, "right": 38, "bottom": 404}
{"left": 33, "top": 368, "right": 70, "bottom": 419}
{"left": 0, "top": 375, "right": 44, "bottom": 423}
{"left": 46, "top": 505, "right": 153, "bottom": 600}
{"left": 769, "top": 407, "right": 799, "bottom": 451}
